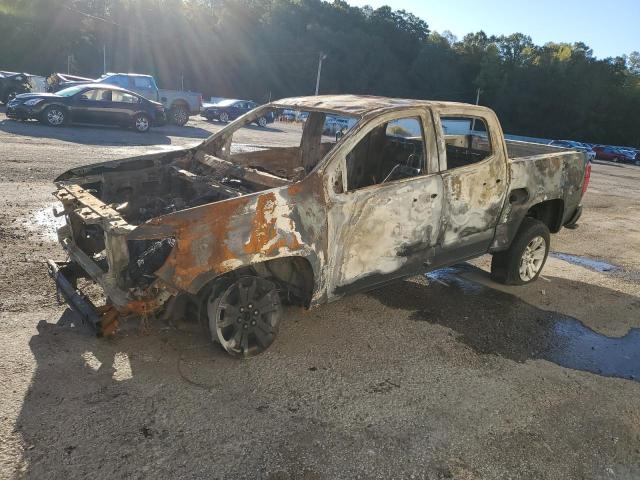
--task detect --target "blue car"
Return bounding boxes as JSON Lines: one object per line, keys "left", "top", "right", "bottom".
{"left": 202, "top": 99, "right": 273, "bottom": 127}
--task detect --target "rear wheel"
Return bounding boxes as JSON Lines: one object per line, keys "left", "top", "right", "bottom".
{"left": 42, "top": 105, "right": 66, "bottom": 127}
{"left": 133, "top": 113, "right": 150, "bottom": 133}
{"left": 256, "top": 116, "right": 268, "bottom": 127}
{"left": 170, "top": 104, "right": 189, "bottom": 126}
{"left": 206, "top": 276, "right": 281, "bottom": 357}
{"left": 491, "top": 217, "right": 550, "bottom": 285}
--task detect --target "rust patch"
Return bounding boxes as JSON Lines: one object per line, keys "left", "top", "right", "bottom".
{"left": 287, "top": 181, "right": 305, "bottom": 197}
{"left": 244, "top": 192, "right": 302, "bottom": 255}
{"left": 156, "top": 196, "right": 252, "bottom": 290}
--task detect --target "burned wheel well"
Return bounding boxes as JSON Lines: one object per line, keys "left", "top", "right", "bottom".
{"left": 196, "top": 256, "right": 315, "bottom": 309}
{"left": 526, "top": 199, "right": 564, "bottom": 233}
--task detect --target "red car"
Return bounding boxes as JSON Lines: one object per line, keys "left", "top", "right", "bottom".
{"left": 592, "top": 146, "right": 637, "bottom": 163}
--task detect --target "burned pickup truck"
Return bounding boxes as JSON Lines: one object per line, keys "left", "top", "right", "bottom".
{"left": 49, "top": 95, "right": 590, "bottom": 356}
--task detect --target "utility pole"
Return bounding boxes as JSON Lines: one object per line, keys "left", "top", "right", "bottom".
{"left": 471, "top": 88, "right": 481, "bottom": 131}
{"left": 315, "top": 52, "right": 327, "bottom": 96}
{"left": 103, "top": 0, "right": 108, "bottom": 73}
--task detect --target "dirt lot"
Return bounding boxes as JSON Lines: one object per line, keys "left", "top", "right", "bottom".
{"left": 0, "top": 110, "right": 639, "bottom": 480}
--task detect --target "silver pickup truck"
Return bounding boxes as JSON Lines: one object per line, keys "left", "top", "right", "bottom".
{"left": 48, "top": 95, "right": 590, "bottom": 356}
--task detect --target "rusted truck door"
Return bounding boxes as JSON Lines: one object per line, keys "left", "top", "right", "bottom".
{"left": 323, "top": 109, "right": 444, "bottom": 297}
{"left": 431, "top": 106, "right": 508, "bottom": 265}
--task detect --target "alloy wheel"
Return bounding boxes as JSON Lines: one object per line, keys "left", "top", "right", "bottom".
{"left": 135, "top": 115, "right": 149, "bottom": 132}
{"left": 519, "top": 236, "right": 546, "bottom": 282}
{"left": 208, "top": 276, "right": 281, "bottom": 357}
{"left": 47, "top": 108, "right": 64, "bottom": 126}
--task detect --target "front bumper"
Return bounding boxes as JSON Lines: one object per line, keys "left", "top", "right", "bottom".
{"left": 47, "top": 260, "right": 120, "bottom": 336}
{"left": 51, "top": 183, "right": 175, "bottom": 326}
{"left": 6, "top": 104, "right": 33, "bottom": 119}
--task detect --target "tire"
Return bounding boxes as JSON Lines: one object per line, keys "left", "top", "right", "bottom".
{"left": 256, "top": 116, "right": 268, "bottom": 127}
{"left": 133, "top": 113, "right": 150, "bottom": 133}
{"left": 205, "top": 276, "right": 281, "bottom": 357}
{"left": 612, "top": 157, "right": 619, "bottom": 163}
{"left": 219, "top": 111, "right": 229, "bottom": 123}
{"left": 490, "top": 217, "right": 550, "bottom": 285}
{"left": 42, "top": 105, "right": 66, "bottom": 127}
{"left": 170, "top": 104, "right": 189, "bottom": 126}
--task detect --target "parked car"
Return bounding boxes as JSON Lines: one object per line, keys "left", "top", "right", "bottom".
{"left": 48, "top": 95, "right": 589, "bottom": 357}
{"left": 6, "top": 83, "right": 165, "bottom": 132}
{"left": 548, "top": 140, "right": 596, "bottom": 161}
{"left": 0, "top": 72, "right": 47, "bottom": 104}
{"left": 48, "top": 72, "right": 201, "bottom": 126}
{"left": 592, "top": 145, "right": 637, "bottom": 164}
{"left": 202, "top": 99, "right": 273, "bottom": 127}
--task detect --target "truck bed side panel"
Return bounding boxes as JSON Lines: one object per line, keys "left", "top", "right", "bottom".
{"left": 491, "top": 150, "right": 586, "bottom": 251}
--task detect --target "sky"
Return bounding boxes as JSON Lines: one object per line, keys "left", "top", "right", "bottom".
{"left": 346, "top": 0, "right": 640, "bottom": 59}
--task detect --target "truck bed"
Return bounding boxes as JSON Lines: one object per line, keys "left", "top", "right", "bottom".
{"left": 506, "top": 139, "right": 567, "bottom": 159}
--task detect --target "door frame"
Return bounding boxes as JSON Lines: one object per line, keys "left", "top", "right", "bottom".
{"left": 429, "top": 105, "right": 509, "bottom": 265}
{"left": 321, "top": 107, "right": 445, "bottom": 298}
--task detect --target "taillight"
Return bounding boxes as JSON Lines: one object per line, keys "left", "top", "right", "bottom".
{"left": 582, "top": 161, "right": 591, "bottom": 196}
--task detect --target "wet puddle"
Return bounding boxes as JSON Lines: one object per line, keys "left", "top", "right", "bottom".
{"left": 370, "top": 265, "right": 640, "bottom": 382}
{"left": 550, "top": 252, "right": 621, "bottom": 273}
{"left": 22, "top": 202, "right": 64, "bottom": 241}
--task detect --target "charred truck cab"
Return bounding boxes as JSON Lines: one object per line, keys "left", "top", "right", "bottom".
{"left": 49, "top": 95, "right": 589, "bottom": 356}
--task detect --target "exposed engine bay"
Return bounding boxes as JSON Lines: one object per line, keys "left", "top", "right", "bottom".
{"left": 71, "top": 148, "right": 297, "bottom": 227}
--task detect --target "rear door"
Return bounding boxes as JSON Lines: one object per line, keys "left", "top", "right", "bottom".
{"left": 324, "top": 109, "right": 444, "bottom": 296}
{"left": 111, "top": 90, "right": 141, "bottom": 125}
{"left": 430, "top": 106, "right": 508, "bottom": 266}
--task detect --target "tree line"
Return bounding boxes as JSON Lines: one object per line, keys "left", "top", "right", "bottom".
{"left": 1, "top": 0, "right": 639, "bottom": 146}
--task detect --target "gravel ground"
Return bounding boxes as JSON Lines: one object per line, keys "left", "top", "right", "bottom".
{"left": 0, "top": 110, "right": 639, "bottom": 480}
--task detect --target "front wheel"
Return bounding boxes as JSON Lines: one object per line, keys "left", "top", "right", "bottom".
{"left": 491, "top": 217, "right": 550, "bottom": 285}
{"left": 206, "top": 276, "right": 281, "bottom": 357}
{"left": 133, "top": 113, "right": 150, "bottom": 133}
{"left": 42, "top": 105, "right": 66, "bottom": 127}
{"left": 219, "top": 111, "right": 229, "bottom": 123}
{"left": 256, "top": 116, "right": 268, "bottom": 127}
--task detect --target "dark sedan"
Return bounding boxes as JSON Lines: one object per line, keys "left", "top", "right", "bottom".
{"left": 6, "top": 84, "right": 165, "bottom": 132}
{"left": 202, "top": 99, "right": 273, "bottom": 127}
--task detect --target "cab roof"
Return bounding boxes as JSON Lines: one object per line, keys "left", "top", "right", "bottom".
{"left": 271, "top": 94, "right": 477, "bottom": 117}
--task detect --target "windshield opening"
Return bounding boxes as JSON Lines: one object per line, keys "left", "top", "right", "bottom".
{"left": 202, "top": 106, "right": 358, "bottom": 180}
